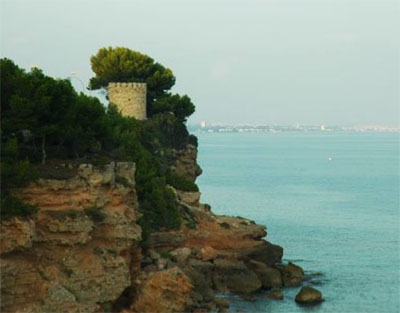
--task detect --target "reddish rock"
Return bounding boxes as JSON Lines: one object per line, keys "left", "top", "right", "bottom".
{"left": 196, "top": 245, "right": 218, "bottom": 261}
{"left": 0, "top": 218, "right": 35, "bottom": 253}
{"left": 0, "top": 151, "right": 307, "bottom": 313}
{"left": 131, "top": 267, "right": 193, "bottom": 313}
{"left": 1, "top": 162, "right": 142, "bottom": 313}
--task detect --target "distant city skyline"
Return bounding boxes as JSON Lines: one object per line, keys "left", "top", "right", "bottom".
{"left": 190, "top": 121, "right": 400, "bottom": 131}
{"left": 1, "top": 0, "right": 399, "bottom": 126}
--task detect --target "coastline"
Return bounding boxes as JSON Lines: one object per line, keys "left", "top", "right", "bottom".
{"left": 0, "top": 144, "right": 322, "bottom": 312}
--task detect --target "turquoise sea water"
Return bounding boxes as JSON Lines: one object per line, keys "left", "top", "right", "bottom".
{"left": 195, "top": 131, "right": 400, "bottom": 313}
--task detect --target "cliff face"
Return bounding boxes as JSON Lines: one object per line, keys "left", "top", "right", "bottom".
{"left": 1, "top": 162, "right": 142, "bottom": 313}
{"left": 170, "top": 144, "right": 203, "bottom": 182}
{"left": 1, "top": 147, "right": 303, "bottom": 313}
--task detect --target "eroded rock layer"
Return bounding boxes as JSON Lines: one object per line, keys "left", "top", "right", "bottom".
{"left": 1, "top": 162, "right": 142, "bottom": 313}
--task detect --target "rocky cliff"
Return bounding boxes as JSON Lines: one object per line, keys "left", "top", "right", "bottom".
{"left": 1, "top": 146, "right": 304, "bottom": 313}
{"left": 1, "top": 162, "right": 142, "bottom": 313}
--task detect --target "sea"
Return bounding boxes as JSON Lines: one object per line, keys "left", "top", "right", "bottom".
{"left": 195, "top": 130, "right": 400, "bottom": 313}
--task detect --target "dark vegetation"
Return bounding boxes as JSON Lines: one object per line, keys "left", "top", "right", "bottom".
{"left": 84, "top": 206, "right": 107, "bottom": 223}
{"left": 0, "top": 48, "right": 198, "bottom": 234}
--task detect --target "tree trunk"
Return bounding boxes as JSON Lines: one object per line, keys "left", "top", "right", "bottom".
{"left": 41, "top": 135, "right": 46, "bottom": 165}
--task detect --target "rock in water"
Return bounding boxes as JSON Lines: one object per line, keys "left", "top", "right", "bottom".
{"left": 275, "top": 262, "right": 304, "bottom": 287}
{"left": 266, "top": 288, "right": 284, "bottom": 300}
{"left": 295, "top": 286, "right": 324, "bottom": 304}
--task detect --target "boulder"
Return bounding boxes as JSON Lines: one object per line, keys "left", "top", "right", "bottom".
{"left": 156, "top": 258, "right": 168, "bottom": 270}
{"left": 132, "top": 267, "right": 193, "bottom": 313}
{"left": 196, "top": 246, "right": 218, "bottom": 261}
{"left": 212, "top": 259, "right": 261, "bottom": 295}
{"left": 275, "top": 262, "right": 304, "bottom": 287}
{"left": 266, "top": 288, "right": 284, "bottom": 300}
{"left": 295, "top": 286, "right": 324, "bottom": 304}
{"left": 214, "top": 297, "right": 230, "bottom": 309}
{"left": 183, "top": 260, "right": 215, "bottom": 304}
{"left": 171, "top": 247, "right": 192, "bottom": 264}
{"left": 247, "top": 260, "right": 282, "bottom": 288}
{"left": 177, "top": 191, "right": 201, "bottom": 206}
{"left": 240, "top": 241, "right": 283, "bottom": 266}
{"left": 148, "top": 249, "right": 161, "bottom": 261}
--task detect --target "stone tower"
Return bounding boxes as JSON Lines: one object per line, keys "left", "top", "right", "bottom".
{"left": 108, "top": 82, "right": 147, "bottom": 120}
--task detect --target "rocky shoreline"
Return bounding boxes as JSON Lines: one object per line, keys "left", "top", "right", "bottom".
{"left": 0, "top": 146, "right": 323, "bottom": 312}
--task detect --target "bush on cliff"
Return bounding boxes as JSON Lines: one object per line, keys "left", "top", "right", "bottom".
{"left": 0, "top": 137, "right": 39, "bottom": 219}
{"left": 1, "top": 196, "right": 39, "bottom": 219}
{"left": 166, "top": 172, "right": 199, "bottom": 192}
{"left": 84, "top": 206, "right": 107, "bottom": 222}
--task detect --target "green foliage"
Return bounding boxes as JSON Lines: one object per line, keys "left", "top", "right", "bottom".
{"left": 188, "top": 134, "right": 198, "bottom": 147}
{"left": 142, "top": 113, "right": 191, "bottom": 150}
{"left": 63, "top": 93, "right": 108, "bottom": 157}
{"left": 0, "top": 58, "right": 26, "bottom": 114}
{"left": 1, "top": 138, "right": 38, "bottom": 190}
{"left": 138, "top": 178, "right": 181, "bottom": 232}
{"left": 150, "top": 93, "right": 195, "bottom": 122}
{"left": 115, "top": 176, "right": 130, "bottom": 186}
{"left": 167, "top": 172, "right": 199, "bottom": 192}
{"left": 84, "top": 206, "right": 106, "bottom": 222}
{"left": 185, "top": 220, "right": 197, "bottom": 230}
{"left": 89, "top": 47, "right": 176, "bottom": 108}
{"left": 89, "top": 46, "right": 195, "bottom": 121}
{"left": 1, "top": 195, "right": 39, "bottom": 219}
{"left": 0, "top": 133, "right": 39, "bottom": 219}
{"left": 159, "top": 251, "right": 173, "bottom": 259}
{"left": 1, "top": 58, "right": 107, "bottom": 163}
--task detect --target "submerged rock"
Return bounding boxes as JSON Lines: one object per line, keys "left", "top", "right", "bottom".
{"left": 266, "top": 288, "right": 284, "bottom": 300}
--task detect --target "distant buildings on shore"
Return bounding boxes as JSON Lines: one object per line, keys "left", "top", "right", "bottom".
{"left": 189, "top": 123, "right": 400, "bottom": 133}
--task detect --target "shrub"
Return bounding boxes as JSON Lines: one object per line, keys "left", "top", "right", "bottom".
{"left": 1, "top": 138, "right": 38, "bottom": 190}
{"left": 84, "top": 206, "right": 106, "bottom": 222}
{"left": 185, "top": 220, "right": 197, "bottom": 230}
{"left": 159, "top": 251, "right": 173, "bottom": 259}
{"left": 44, "top": 209, "right": 80, "bottom": 221}
{"left": 115, "top": 176, "right": 130, "bottom": 186}
{"left": 0, "top": 195, "right": 39, "bottom": 219}
{"left": 219, "top": 222, "right": 231, "bottom": 229}
{"left": 166, "top": 172, "right": 199, "bottom": 192}
{"left": 188, "top": 134, "right": 198, "bottom": 147}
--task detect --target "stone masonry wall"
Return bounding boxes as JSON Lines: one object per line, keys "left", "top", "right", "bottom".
{"left": 108, "top": 82, "right": 147, "bottom": 120}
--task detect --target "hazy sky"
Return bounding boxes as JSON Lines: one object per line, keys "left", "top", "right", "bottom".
{"left": 1, "top": 0, "right": 399, "bottom": 125}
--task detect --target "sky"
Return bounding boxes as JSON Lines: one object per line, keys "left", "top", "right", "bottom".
{"left": 1, "top": 0, "right": 399, "bottom": 126}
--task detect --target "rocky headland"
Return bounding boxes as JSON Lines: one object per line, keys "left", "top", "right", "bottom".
{"left": 0, "top": 144, "right": 317, "bottom": 313}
